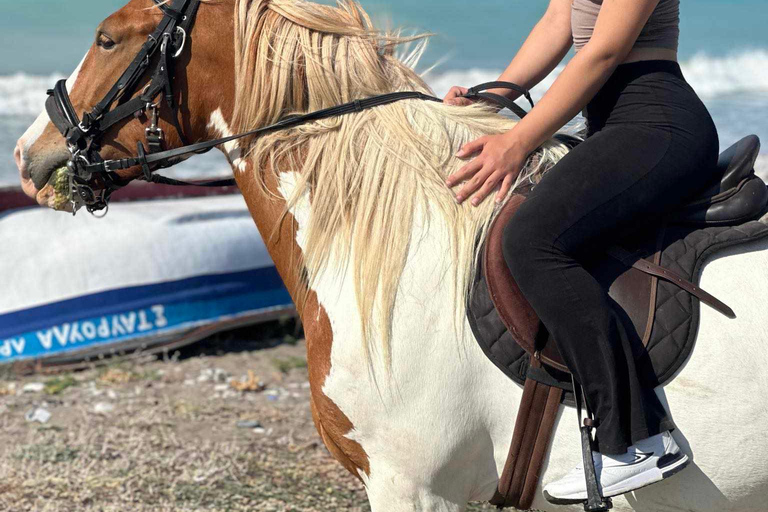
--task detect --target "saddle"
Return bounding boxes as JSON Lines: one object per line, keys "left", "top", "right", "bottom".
{"left": 467, "top": 134, "right": 768, "bottom": 510}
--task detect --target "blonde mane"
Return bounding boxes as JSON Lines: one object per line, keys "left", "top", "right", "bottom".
{"left": 231, "top": 0, "right": 569, "bottom": 367}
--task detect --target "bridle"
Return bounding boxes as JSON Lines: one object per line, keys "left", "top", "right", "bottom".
{"left": 46, "top": 0, "right": 203, "bottom": 213}
{"left": 45, "top": 0, "right": 534, "bottom": 215}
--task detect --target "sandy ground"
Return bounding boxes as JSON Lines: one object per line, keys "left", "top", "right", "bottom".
{"left": 0, "top": 321, "right": 497, "bottom": 512}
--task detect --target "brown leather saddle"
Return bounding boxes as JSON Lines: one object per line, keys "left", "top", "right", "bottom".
{"left": 468, "top": 134, "right": 768, "bottom": 509}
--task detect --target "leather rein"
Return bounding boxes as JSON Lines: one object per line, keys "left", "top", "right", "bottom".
{"left": 45, "top": 0, "right": 534, "bottom": 215}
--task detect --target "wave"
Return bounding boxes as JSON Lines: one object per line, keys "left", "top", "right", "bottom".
{"left": 0, "top": 73, "right": 64, "bottom": 117}
{"left": 2, "top": 50, "right": 768, "bottom": 117}
{"left": 425, "top": 49, "right": 768, "bottom": 100}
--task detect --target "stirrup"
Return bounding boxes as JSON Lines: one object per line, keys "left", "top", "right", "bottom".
{"left": 573, "top": 376, "right": 613, "bottom": 512}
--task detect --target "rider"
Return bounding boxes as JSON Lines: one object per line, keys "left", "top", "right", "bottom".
{"left": 445, "top": 0, "right": 716, "bottom": 504}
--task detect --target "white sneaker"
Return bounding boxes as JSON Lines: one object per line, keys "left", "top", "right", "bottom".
{"left": 543, "top": 431, "right": 689, "bottom": 504}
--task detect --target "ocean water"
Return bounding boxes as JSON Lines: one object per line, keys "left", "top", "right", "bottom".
{"left": 1, "top": 0, "right": 767, "bottom": 186}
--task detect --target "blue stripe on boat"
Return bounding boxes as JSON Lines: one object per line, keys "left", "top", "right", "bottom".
{"left": 0, "top": 268, "right": 293, "bottom": 362}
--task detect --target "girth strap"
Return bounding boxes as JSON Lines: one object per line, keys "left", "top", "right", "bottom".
{"left": 490, "top": 358, "right": 563, "bottom": 510}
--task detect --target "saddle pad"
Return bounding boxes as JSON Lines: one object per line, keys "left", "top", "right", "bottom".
{"left": 468, "top": 210, "right": 768, "bottom": 394}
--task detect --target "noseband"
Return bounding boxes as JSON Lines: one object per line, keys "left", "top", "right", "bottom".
{"left": 45, "top": 0, "right": 533, "bottom": 215}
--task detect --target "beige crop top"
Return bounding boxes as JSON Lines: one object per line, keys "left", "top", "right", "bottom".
{"left": 571, "top": 0, "right": 680, "bottom": 52}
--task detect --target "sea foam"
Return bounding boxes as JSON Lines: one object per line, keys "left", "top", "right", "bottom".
{"left": 1, "top": 50, "right": 767, "bottom": 117}
{"left": 425, "top": 49, "right": 768, "bottom": 100}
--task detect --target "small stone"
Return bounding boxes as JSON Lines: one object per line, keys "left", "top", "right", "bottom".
{"left": 213, "top": 384, "right": 229, "bottom": 392}
{"left": 183, "top": 379, "right": 195, "bottom": 386}
{"left": 106, "top": 390, "right": 118, "bottom": 400}
{"left": 22, "top": 382, "right": 45, "bottom": 393}
{"left": 197, "top": 368, "right": 230, "bottom": 383}
{"left": 253, "top": 427, "right": 267, "bottom": 434}
{"left": 93, "top": 402, "right": 114, "bottom": 414}
{"left": 236, "top": 420, "right": 262, "bottom": 429}
{"left": 25, "top": 407, "right": 51, "bottom": 424}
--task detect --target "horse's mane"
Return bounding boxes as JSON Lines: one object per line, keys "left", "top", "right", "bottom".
{"left": 231, "top": 0, "right": 568, "bottom": 367}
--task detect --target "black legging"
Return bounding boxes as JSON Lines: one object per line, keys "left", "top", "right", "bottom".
{"left": 503, "top": 60, "right": 720, "bottom": 455}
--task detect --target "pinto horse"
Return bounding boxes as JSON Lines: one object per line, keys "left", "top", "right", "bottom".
{"left": 14, "top": 1, "right": 768, "bottom": 510}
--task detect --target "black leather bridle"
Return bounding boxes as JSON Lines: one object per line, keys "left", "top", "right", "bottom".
{"left": 45, "top": 0, "right": 534, "bottom": 215}
{"left": 46, "top": 0, "right": 204, "bottom": 213}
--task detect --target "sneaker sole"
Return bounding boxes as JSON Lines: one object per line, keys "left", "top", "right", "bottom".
{"left": 543, "top": 452, "right": 690, "bottom": 505}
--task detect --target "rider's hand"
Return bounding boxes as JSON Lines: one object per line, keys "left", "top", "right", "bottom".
{"left": 445, "top": 131, "right": 527, "bottom": 205}
{"left": 443, "top": 86, "right": 476, "bottom": 106}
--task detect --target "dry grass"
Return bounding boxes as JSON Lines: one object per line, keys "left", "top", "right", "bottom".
{"left": 0, "top": 324, "right": 497, "bottom": 511}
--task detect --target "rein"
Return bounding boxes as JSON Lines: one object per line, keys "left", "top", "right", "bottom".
{"left": 45, "top": 0, "right": 533, "bottom": 215}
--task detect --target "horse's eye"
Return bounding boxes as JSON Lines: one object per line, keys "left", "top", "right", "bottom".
{"left": 97, "top": 33, "right": 116, "bottom": 50}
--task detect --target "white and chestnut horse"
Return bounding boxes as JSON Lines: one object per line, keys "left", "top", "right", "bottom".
{"left": 14, "top": 1, "right": 768, "bottom": 510}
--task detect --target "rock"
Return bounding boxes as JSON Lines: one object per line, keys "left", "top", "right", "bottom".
{"left": 253, "top": 427, "right": 267, "bottom": 434}
{"left": 106, "top": 390, "right": 118, "bottom": 400}
{"left": 236, "top": 420, "right": 263, "bottom": 429}
{"left": 197, "top": 368, "right": 229, "bottom": 383}
{"left": 213, "top": 384, "right": 229, "bottom": 392}
{"left": 22, "top": 382, "right": 45, "bottom": 393}
{"left": 93, "top": 402, "right": 115, "bottom": 414}
{"left": 25, "top": 407, "right": 51, "bottom": 424}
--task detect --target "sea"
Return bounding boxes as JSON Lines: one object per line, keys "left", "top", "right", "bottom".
{"left": 1, "top": 0, "right": 767, "bottom": 186}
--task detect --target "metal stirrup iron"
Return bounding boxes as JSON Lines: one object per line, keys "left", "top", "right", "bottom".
{"left": 572, "top": 376, "right": 613, "bottom": 512}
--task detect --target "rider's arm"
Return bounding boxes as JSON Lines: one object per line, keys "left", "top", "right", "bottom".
{"left": 489, "top": 0, "right": 574, "bottom": 99}
{"left": 445, "top": 0, "right": 572, "bottom": 105}
{"left": 508, "top": 0, "right": 662, "bottom": 154}
{"left": 448, "top": 0, "right": 662, "bottom": 204}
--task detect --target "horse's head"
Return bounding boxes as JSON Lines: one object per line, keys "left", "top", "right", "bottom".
{"left": 15, "top": 0, "right": 235, "bottom": 211}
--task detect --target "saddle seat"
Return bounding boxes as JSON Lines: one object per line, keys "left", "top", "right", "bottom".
{"left": 480, "top": 134, "right": 768, "bottom": 375}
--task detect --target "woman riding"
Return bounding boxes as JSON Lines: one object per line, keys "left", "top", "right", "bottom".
{"left": 445, "top": 0, "right": 717, "bottom": 504}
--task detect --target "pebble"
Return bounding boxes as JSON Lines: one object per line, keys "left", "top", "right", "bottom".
{"left": 106, "top": 390, "right": 118, "bottom": 400}
{"left": 25, "top": 407, "right": 51, "bottom": 424}
{"left": 22, "top": 382, "right": 45, "bottom": 393}
{"left": 213, "top": 384, "right": 230, "bottom": 392}
{"left": 93, "top": 402, "right": 115, "bottom": 414}
{"left": 236, "top": 420, "right": 263, "bottom": 429}
{"left": 197, "top": 368, "right": 230, "bottom": 383}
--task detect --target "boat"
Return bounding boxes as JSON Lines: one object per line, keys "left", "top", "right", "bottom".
{"left": 0, "top": 182, "right": 295, "bottom": 372}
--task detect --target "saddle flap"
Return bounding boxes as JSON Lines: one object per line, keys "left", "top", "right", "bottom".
{"left": 482, "top": 195, "right": 662, "bottom": 374}
{"left": 483, "top": 195, "right": 568, "bottom": 372}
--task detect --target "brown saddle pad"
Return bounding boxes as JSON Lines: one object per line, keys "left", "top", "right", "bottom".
{"left": 469, "top": 192, "right": 768, "bottom": 389}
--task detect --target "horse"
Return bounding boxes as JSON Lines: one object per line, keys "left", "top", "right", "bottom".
{"left": 14, "top": 1, "right": 768, "bottom": 510}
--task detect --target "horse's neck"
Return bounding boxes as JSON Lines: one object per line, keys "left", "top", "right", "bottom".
{"left": 272, "top": 167, "right": 526, "bottom": 480}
